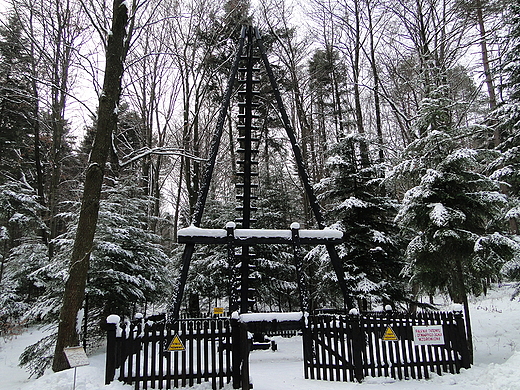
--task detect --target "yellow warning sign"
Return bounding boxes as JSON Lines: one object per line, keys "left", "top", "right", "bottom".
{"left": 213, "top": 307, "right": 224, "bottom": 315}
{"left": 166, "top": 334, "right": 185, "bottom": 351}
{"left": 382, "top": 326, "right": 398, "bottom": 341}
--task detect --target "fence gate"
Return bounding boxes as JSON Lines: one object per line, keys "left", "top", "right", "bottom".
{"left": 105, "top": 317, "right": 233, "bottom": 390}
{"left": 303, "top": 310, "right": 471, "bottom": 382}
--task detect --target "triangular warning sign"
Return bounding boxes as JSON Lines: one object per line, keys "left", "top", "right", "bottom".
{"left": 382, "top": 326, "right": 398, "bottom": 341}
{"left": 166, "top": 334, "right": 185, "bottom": 351}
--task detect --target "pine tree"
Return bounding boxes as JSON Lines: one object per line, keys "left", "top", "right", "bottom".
{"left": 489, "top": 0, "right": 520, "bottom": 293}
{"left": 396, "top": 147, "right": 515, "bottom": 361}
{"left": 310, "top": 135, "right": 406, "bottom": 310}
{"left": 183, "top": 197, "right": 236, "bottom": 316}
{"left": 0, "top": 180, "right": 48, "bottom": 334}
{"left": 253, "top": 167, "right": 304, "bottom": 312}
{"left": 0, "top": 12, "right": 35, "bottom": 183}
{"left": 19, "top": 179, "right": 172, "bottom": 376}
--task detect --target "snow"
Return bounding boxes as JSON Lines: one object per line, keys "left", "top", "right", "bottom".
{"left": 429, "top": 203, "right": 450, "bottom": 226}
{"left": 177, "top": 225, "right": 343, "bottom": 240}
{"left": 106, "top": 314, "right": 120, "bottom": 324}
{"left": 2, "top": 284, "right": 520, "bottom": 390}
{"left": 76, "top": 309, "right": 84, "bottom": 336}
{"left": 239, "top": 312, "right": 303, "bottom": 323}
{"left": 178, "top": 226, "right": 227, "bottom": 238}
{"left": 339, "top": 196, "right": 369, "bottom": 210}
{"left": 506, "top": 205, "right": 520, "bottom": 219}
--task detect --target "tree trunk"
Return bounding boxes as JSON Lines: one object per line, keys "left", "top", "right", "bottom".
{"left": 352, "top": 0, "right": 369, "bottom": 167}
{"left": 367, "top": 0, "right": 384, "bottom": 164}
{"left": 476, "top": 3, "right": 497, "bottom": 111}
{"left": 475, "top": 1, "right": 500, "bottom": 148}
{"left": 52, "top": 0, "right": 129, "bottom": 372}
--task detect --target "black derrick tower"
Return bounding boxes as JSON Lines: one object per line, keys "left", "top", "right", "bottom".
{"left": 173, "top": 25, "right": 352, "bottom": 318}
{"left": 172, "top": 25, "right": 352, "bottom": 390}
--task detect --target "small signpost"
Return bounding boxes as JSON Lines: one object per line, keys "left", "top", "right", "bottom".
{"left": 213, "top": 307, "right": 224, "bottom": 316}
{"left": 64, "top": 346, "right": 89, "bottom": 390}
{"left": 412, "top": 325, "right": 445, "bottom": 345}
{"left": 166, "top": 334, "right": 185, "bottom": 352}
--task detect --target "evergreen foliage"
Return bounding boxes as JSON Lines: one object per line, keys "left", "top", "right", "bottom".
{"left": 87, "top": 184, "right": 171, "bottom": 319}
{"left": 396, "top": 148, "right": 512, "bottom": 300}
{"left": 253, "top": 168, "right": 303, "bottom": 312}
{"left": 489, "top": 0, "right": 520, "bottom": 294}
{"left": 19, "top": 181, "right": 172, "bottom": 376}
{"left": 183, "top": 197, "right": 236, "bottom": 315}
{"left": 0, "top": 181, "right": 48, "bottom": 335}
{"left": 0, "top": 12, "right": 35, "bottom": 183}
{"left": 310, "top": 135, "right": 406, "bottom": 310}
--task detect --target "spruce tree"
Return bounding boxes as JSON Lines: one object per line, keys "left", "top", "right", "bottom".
{"left": 310, "top": 135, "right": 406, "bottom": 310}
{"left": 396, "top": 146, "right": 515, "bottom": 361}
{"left": 19, "top": 179, "right": 172, "bottom": 376}
{"left": 0, "top": 181, "right": 48, "bottom": 334}
{"left": 489, "top": 0, "right": 520, "bottom": 293}
{"left": 0, "top": 12, "right": 35, "bottom": 183}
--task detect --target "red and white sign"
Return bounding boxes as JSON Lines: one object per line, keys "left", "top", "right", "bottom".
{"left": 412, "top": 325, "right": 445, "bottom": 345}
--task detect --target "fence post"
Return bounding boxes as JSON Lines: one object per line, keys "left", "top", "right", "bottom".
{"left": 453, "top": 310, "right": 471, "bottom": 369}
{"left": 301, "top": 315, "right": 313, "bottom": 379}
{"left": 105, "top": 314, "right": 120, "bottom": 385}
{"left": 231, "top": 317, "right": 241, "bottom": 389}
{"left": 349, "top": 309, "right": 364, "bottom": 382}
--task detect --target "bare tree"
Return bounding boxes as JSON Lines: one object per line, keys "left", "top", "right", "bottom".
{"left": 11, "top": 0, "right": 89, "bottom": 253}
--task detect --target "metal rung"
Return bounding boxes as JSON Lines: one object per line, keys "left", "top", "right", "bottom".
{"left": 237, "top": 160, "right": 259, "bottom": 164}
{"left": 237, "top": 125, "right": 260, "bottom": 130}
{"left": 238, "top": 64, "right": 260, "bottom": 70}
{"left": 237, "top": 113, "right": 260, "bottom": 118}
{"left": 236, "top": 172, "right": 259, "bottom": 176}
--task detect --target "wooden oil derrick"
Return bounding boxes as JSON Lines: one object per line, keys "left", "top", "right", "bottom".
{"left": 172, "top": 25, "right": 353, "bottom": 390}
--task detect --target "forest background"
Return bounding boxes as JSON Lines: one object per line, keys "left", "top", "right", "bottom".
{"left": 0, "top": 0, "right": 519, "bottom": 378}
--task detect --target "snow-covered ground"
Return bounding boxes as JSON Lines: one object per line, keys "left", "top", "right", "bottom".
{"left": 2, "top": 284, "right": 520, "bottom": 390}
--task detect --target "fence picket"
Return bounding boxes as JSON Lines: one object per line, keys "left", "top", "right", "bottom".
{"left": 174, "top": 321, "right": 179, "bottom": 388}
{"left": 203, "top": 321, "right": 209, "bottom": 381}
{"left": 165, "top": 324, "right": 172, "bottom": 389}
{"left": 187, "top": 321, "right": 194, "bottom": 387}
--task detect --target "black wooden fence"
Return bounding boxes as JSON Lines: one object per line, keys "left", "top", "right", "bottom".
{"left": 105, "top": 310, "right": 471, "bottom": 388}
{"left": 303, "top": 310, "right": 471, "bottom": 382}
{"left": 105, "top": 317, "right": 233, "bottom": 390}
